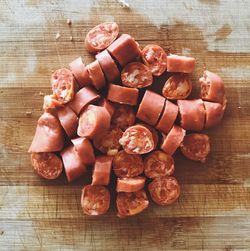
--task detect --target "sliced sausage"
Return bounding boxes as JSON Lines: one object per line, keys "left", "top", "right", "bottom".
{"left": 92, "top": 156, "right": 113, "bottom": 186}
{"left": 57, "top": 106, "right": 78, "bottom": 138}
{"left": 140, "top": 123, "right": 159, "bottom": 149}
{"left": 121, "top": 62, "right": 153, "bottom": 88}
{"left": 60, "top": 145, "right": 87, "bottom": 182}
{"left": 111, "top": 104, "right": 136, "bottom": 131}
{"left": 43, "top": 94, "right": 63, "bottom": 112}
{"left": 107, "top": 34, "right": 141, "bottom": 67}
{"left": 161, "top": 125, "right": 186, "bottom": 155}
{"left": 31, "top": 152, "right": 63, "bottom": 180}
{"left": 141, "top": 44, "right": 167, "bottom": 76}
{"left": 69, "top": 86, "right": 100, "bottom": 115}
{"left": 177, "top": 99, "right": 205, "bottom": 131}
{"left": 156, "top": 100, "right": 178, "bottom": 134}
{"left": 77, "top": 105, "right": 111, "bottom": 139}
{"left": 107, "top": 83, "right": 139, "bottom": 106}
{"left": 148, "top": 176, "right": 180, "bottom": 206}
{"left": 199, "top": 70, "right": 225, "bottom": 104}
{"left": 203, "top": 101, "right": 225, "bottom": 129}
{"left": 116, "top": 190, "right": 149, "bottom": 217}
{"left": 71, "top": 137, "right": 95, "bottom": 165}
{"left": 69, "top": 57, "right": 92, "bottom": 87}
{"left": 136, "top": 90, "right": 165, "bottom": 126}
{"left": 95, "top": 50, "right": 120, "bottom": 82}
{"left": 98, "top": 99, "right": 115, "bottom": 118}
{"left": 81, "top": 185, "right": 110, "bottom": 215}
{"left": 86, "top": 60, "right": 106, "bottom": 90}
{"left": 167, "top": 54, "right": 195, "bottom": 73}
{"left": 162, "top": 74, "right": 192, "bottom": 100}
{"left": 144, "top": 150, "right": 175, "bottom": 179}
{"left": 28, "top": 113, "right": 64, "bottom": 153}
{"left": 51, "top": 68, "right": 75, "bottom": 104}
{"left": 116, "top": 177, "right": 146, "bottom": 192}
{"left": 119, "top": 124, "right": 155, "bottom": 154}
{"left": 113, "top": 150, "right": 144, "bottom": 178}
{"left": 85, "top": 22, "right": 119, "bottom": 53}
{"left": 93, "top": 126, "right": 123, "bottom": 156}
{"left": 180, "top": 133, "right": 210, "bottom": 162}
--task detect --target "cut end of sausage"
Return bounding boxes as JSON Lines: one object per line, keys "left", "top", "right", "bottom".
{"left": 116, "top": 177, "right": 146, "bottom": 192}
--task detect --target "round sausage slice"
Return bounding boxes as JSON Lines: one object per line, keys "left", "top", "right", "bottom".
{"left": 116, "top": 177, "right": 146, "bottom": 192}
{"left": 98, "top": 99, "right": 115, "bottom": 118}
{"left": 162, "top": 74, "right": 192, "bottom": 100}
{"left": 111, "top": 104, "right": 136, "bottom": 130}
{"left": 93, "top": 126, "right": 123, "bottom": 156}
{"left": 95, "top": 50, "right": 120, "bottom": 82}
{"left": 31, "top": 152, "right": 63, "bottom": 180}
{"left": 139, "top": 123, "right": 159, "bottom": 149}
{"left": 141, "top": 44, "right": 167, "bottom": 76}
{"left": 177, "top": 99, "right": 205, "bottom": 131}
{"left": 81, "top": 185, "right": 110, "bottom": 215}
{"left": 69, "top": 57, "right": 92, "bottom": 87}
{"left": 107, "top": 84, "right": 139, "bottom": 106}
{"left": 87, "top": 60, "right": 106, "bottom": 90}
{"left": 92, "top": 156, "right": 113, "bottom": 186}
{"left": 121, "top": 62, "right": 153, "bottom": 88}
{"left": 116, "top": 190, "right": 149, "bottom": 217}
{"left": 144, "top": 150, "right": 175, "bottom": 179}
{"left": 51, "top": 68, "right": 75, "bottom": 104}
{"left": 180, "top": 133, "right": 210, "bottom": 162}
{"left": 77, "top": 105, "right": 111, "bottom": 139}
{"left": 167, "top": 54, "right": 195, "bottom": 73}
{"left": 113, "top": 150, "right": 144, "bottom": 178}
{"left": 119, "top": 124, "right": 155, "bottom": 154}
{"left": 107, "top": 34, "right": 141, "bottom": 67}
{"left": 161, "top": 125, "right": 186, "bottom": 156}
{"left": 85, "top": 22, "right": 119, "bottom": 53}
{"left": 156, "top": 100, "right": 178, "bottom": 134}
{"left": 136, "top": 90, "right": 165, "bottom": 126}
{"left": 148, "top": 176, "right": 180, "bottom": 205}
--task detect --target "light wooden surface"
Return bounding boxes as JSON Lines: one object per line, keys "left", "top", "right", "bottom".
{"left": 1, "top": 0, "right": 250, "bottom": 250}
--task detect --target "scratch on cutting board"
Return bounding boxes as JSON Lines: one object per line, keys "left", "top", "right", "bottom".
{"left": 23, "top": 51, "right": 37, "bottom": 74}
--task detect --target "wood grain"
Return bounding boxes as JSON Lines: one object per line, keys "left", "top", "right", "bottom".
{"left": 1, "top": 0, "right": 250, "bottom": 250}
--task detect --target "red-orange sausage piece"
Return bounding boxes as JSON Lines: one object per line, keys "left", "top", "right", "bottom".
{"left": 199, "top": 70, "right": 225, "bottom": 104}
{"left": 69, "top": 57, "right": 92, "bottom": 88}
{"left": 81, "top": 185, "right": 110, "bottom": 215}
{"left": 167, "top": 54, "right": 195, "bottom": 73}
{"left": 161, "top": 125, "right": 186, "bottom": 155}
{"left": 95, "top": 50, "right": 120, "bottom": 82}
{"left": 85, "top": 22, "right": 119, "bottom": 53}
{"left": 121, "top": 62, "right": 153, "bottom": 88}
{"left": 28, "top": 113, "right": 64, "bottom": 153}
{"left": 71, "top": 137, "right": 95, "bottom": 165}
{"left": 140, "top": 123, "right": 159, "bottom": 149}
{"left": 203, "top": 101, "right": 225, "bottom": 129}
{"left": 144, "top": 150, "right": 175, "bottom": 179}
{"left": 77, "top": 105, "right": 111, "bottom": 139}
{"left": 116, "top": 190, "right": 149, "bottom": 217}
{"left": 93, "top": 126, "right": 123, "bottom": 156}
{"left": 116, "top": 177, "right": 146, "bottom": 192}
{"left": 86, "top": 60, "right": 106, "bottom": 90}
{"left": 107, "top": 34, "right": 141, "bottom": 67}
{"left": 180, "top": 133, "right": 210, "bottom": 162}
{"left": 51, "top": 68, "right": 75, "bottom": 104}
{"left": 141, "top": 44, "right": 167, "bottom": 76}
{"left": 119, "top": 124, "right": 155, "bottom": 154}
{"left": 148, "top": 176, "right": 180, "bottom": 205}
{"left": 177, "top": 99, "right": 205, "bottom": 131}
{"left": 98, "top": 99, "right": 115, "bottom": 118}
{"left": 60, "top": 145, "right": 87, "bottom": 182}
{"left": 57, "top": 106, "right": 78, "bottom": 138}
{"left": 69, "top": 86, "right": 100, "bottom": 115}
{"left": 43, "top": 94, "right": 63, "bottom": 112}
{"left": 92, "top": 156, "right": 113, "bottom": 186}
{"left": 31, "top": 152, "right": 63, "bottom": 180}
{"left": 162, "top": 74, "right": 192, "bottom": 100}
{"left": 111, "top": 104, "right": 136, "bottom": 130}
{"left": 156, "top": 100, "right": 178, "bottom": 134}
{"left": 136, "top": 90, "right": 165, "bottom": 126}
{"left": 113, "top": 150, "right": 144, "bottom": 178}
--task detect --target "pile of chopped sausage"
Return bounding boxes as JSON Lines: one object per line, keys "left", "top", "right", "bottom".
{"left": 29, "top": 22, "right": 227, "bottom": 218}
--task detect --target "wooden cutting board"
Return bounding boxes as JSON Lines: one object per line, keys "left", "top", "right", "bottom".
{"left": 1, "top": 0, "right": 250, "bottom": 250}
